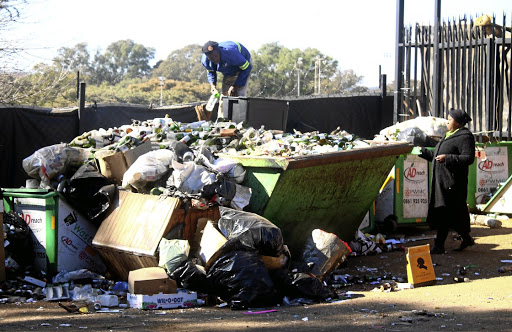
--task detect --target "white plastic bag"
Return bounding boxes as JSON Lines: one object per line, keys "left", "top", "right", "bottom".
{"left": 379, "top": 116, "right": 448, "bottom": 140}
{"left": 230, "top": 184, "right": 252, "bottom": 210}
{"left": 122, "top": 149, "right": 174, "bottom": 190}
{"left": 170, "top": 160, "right": 216, "bottom": 194}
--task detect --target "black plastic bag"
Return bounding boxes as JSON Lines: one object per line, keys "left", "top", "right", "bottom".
{"left": 396, "top": 127, "right": 438, "bottom": 147}
{"left": 270, "top": 270, "right": 333, "bottom": 301}
{"left": 206, "top": 249, "right": 278, "bottom": 309}
{"left": 170, "top": 260, "right": 209, "bottom": 293}
{"left": 217, "top": 207, "right": 284, "bottom": 257}
{"left": 60, "top": 162, "right": 116, "bottom": 223}
{"left": 3, "top": 211, "right": 35, "bottom": 270}
{"left": 201, "top": 174, "right": 237, "bottom": 201}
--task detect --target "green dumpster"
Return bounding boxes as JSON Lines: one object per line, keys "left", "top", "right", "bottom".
{"left": 467, "top": 141, "right": 512, "bottom": 211}
{"left": 2, "top": 188, "right": 106, "bottom": 275}
{"left": 222, "top": 142, "right": 413, "bottom": 254}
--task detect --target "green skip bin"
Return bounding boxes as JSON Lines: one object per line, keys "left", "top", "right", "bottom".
{"left": 221, "top": 141, "right": 413, "bottom": 254}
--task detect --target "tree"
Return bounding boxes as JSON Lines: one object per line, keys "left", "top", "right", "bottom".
{"left": 152, "top": 44, "right": 206, "bottom": 82}
{"left": 323, "top": 69, "right": 368, "bottom": 95}
{"left": 248, "top": 43, "right": 359, "bottom": 97}
{"left": 0, "top": 0, "right": 25, "bottom": 70}
{"left": 92, "top": 39, "right": 155, "bottom": 85}
{"left": 52, "top": 42, "right": 91, "bottom": 75}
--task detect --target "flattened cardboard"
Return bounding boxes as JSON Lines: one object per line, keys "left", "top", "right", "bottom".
{"left": 128, "top": 267, "right": 177, "bottom": 295}
{"left": 199, "top": 221, "right": 227, "bottom": 264}
{"left": 92, "top": 191, "right": 180, "bottom": 256}
{"left": 406, "top": 244, "right": 436, "bottom": 287}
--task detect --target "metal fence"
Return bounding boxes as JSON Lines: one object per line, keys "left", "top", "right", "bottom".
{"left": 397, "top": 13, "right": 511, "bottom": 140}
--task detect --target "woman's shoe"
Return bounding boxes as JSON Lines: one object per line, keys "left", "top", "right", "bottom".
{"left": 454, "top": 237, "right": 475, "bottom": 251}
{"left": 430, "top": 246, "right": 445, "bottom": 254}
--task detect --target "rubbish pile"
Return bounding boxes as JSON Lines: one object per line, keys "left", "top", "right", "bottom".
{"left": 376, "top": 116, "right": 449, "bottom": 147}
{"left": 1, "top": 116, "right": 403, "bottom": 311}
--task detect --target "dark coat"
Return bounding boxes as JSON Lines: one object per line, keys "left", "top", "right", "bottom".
{"left": 419, "top": 127, "right": 475, "bottom": 233}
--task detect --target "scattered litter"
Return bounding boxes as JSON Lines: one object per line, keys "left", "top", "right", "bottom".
{"left": 243, "top": 310, "right": 278, "bottom": 315}
{"left": 96, "top": 309, "right": 122, "bottom": 313}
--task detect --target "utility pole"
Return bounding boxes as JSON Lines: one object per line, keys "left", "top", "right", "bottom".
{"left": 158, "top": 77, "right": 165, "bottom": 106}
{"left": 297, "top": 57, "right": 303, "bottom": 97}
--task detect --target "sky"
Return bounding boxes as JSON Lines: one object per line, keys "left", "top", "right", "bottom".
{"left": 6, "top": 0, "right": 511, "bottom": 87}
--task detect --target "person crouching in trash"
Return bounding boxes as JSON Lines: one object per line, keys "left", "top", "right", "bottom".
{"left": 418, "top": 109, "right": 476, "bottom": 254}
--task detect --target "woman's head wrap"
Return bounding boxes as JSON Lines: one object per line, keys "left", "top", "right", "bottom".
{"left": 449, "top": 109, "right": 472, "bottom": 126}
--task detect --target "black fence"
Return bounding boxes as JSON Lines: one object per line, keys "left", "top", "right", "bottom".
{"left": 0, "top": 95, "right": 393, "bottom": 189}
{"left": 396, "top": 13, "right": 511, "bottom": 140}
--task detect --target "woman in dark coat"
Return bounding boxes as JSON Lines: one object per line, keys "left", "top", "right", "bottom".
{"left": 419, "top": 109, "right": 475, "bottom": 254}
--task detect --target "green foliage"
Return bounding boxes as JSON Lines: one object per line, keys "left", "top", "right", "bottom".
{"left": 86, "top": 77, "right": 211, "bottom": 106}
{"left": 91, "top": 39, "right": 155, "bottom": 85}
{"left": 151, "top": 44, "right": 206, "bottom": 82}
{"left": 5, "top": 39, "right": 369, "bottom": 107}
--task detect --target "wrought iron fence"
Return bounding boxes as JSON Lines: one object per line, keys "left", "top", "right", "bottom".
{"left": 397, "top": 13, "right": 511, "bottom": 140}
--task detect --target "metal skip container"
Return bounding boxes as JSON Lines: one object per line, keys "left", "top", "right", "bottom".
{"left": 222, "top": 142, "right": 413, "bottom": 254}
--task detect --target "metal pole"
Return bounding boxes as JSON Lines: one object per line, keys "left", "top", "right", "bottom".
{"left": 297, "top": 68, "right": 300, "bottom": 97}
{"left": 318, "top": 60, "right": 321, "bottom": 94}
{"left": 314, "top": 61, "right": 318, "bottom": 94}
{"left": 393, "top": 0, "right": 405, "bottom": 124}
{"left": 432, "top": 0, "right": 442, "bottom": 117}
{"left": 160, "top": 85, "right": 163, "bottom": 106}
{"left": 78, "top": 82, "right": 86, "bottom": 135}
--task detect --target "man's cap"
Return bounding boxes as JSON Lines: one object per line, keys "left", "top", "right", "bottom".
{"left": 202, "top": 41, "right": 219, "bottom": 54}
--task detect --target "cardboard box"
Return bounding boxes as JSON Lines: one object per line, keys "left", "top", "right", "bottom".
{"left": 92, "top": 191, "right": 220, "bottom": 280}
{"left": 92, "top": 191, "right": 181, "bottom": 280}
{"left": 128, "top": 267, "right": 177, "bottom": 295}
{"left": 128, "top": 291, "right": 198, "bottom": 310}
{"left": 95, "top": 140, "right": 152, "bottom": 185}
{"left": 406, "top": 244, "right": 436, "bottom": 287}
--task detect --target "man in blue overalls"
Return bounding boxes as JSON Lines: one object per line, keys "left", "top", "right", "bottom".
{"left": 201, "top": 41, "right": 252, "bottom": 116}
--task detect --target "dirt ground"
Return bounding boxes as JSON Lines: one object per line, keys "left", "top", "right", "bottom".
{"left": 1, "top": 217, "right": 512, "bottom": 332}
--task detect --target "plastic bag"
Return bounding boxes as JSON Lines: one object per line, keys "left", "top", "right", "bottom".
{"left": 22, "top": 143, "right": 89, "bottom": 187}
{"left": 270, "top": 270, "right": 333, "bottom": 301}
{"left": 380, "top": 116, "right": 448, "bottom": 141}
{"left": 169, "top": 160, "right": 216, "bottom": 194}
{"left": 349, "top": 230, "right": 382, "bottom": 256}
{"left": 396, "top": 127, "right": 439, "bottom": 147}
{"left": 122, "top": 149, "right": 174, "bottom": 190}
{"left": 206, "top": 249, "right": 277, "bottom": 309}
{"left": 169, "top": 260, "right": 208, "bottom": 293}
{"left": 59, "top": 162, "right": 115, "bottom": 223}
{"left": 158, "top": 239, "right": 190, "bottom": 274}
{"left": 302, "top": 229, "right": 352, "bottom": 279}
{"left": 218, "top": 207, "right": 284, "bottom": 257}
{"left": 230, "top": 184, "right": 252, "bottom": 210}
{"left": 2, "top": 211, "right": 34, "bottom": 272}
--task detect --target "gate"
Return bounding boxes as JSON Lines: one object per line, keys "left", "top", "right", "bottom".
{"left": 396, "top": 13, "right": 511, "bottom": 140}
